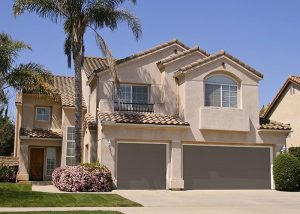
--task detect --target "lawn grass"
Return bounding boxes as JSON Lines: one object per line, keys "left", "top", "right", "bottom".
{"left": 0, "top": 212, "right": 122, "bottom": 214}
{"left": 0, "top": 183, "right": 141, "bottom": 207}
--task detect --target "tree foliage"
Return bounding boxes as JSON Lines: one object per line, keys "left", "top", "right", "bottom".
{"left": 13, "top": 0, "right": 142, "bottom": 163}
{"left": 0, "top": 32, "right": 55, "bottom": 102}
{"left": 0, "top": 32, "right": 56, "bottom": 155}
{"left": 0, "top": 107, "right": 14, "bottom": 156}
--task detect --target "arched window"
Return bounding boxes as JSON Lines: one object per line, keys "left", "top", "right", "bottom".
{"left": 205, "top": 75, "right": 238, "bottom": 108}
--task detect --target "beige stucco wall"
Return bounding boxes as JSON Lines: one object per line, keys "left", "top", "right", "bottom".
{"left": 17, "top": 139, "right": 62, "bottom": 181}
{"left": 97, "top": 44, "right": 187, "bottom": 114}
{"left": 91, "top": 45, "right": 290, "bottom": 189}
{"left": 20, "top": 95, "right": 62, "bottom": 130}
{"left": 61, "top": 108, "right": 75, "bottom": 166}
{"left": 175, "top": 57, "right": 262, "bottom": 143}
{"left": 268, "top": 83, "right": 300, "bottom": 147}
{"left": 99, "top": 124, "right": 286, "bottom": 189}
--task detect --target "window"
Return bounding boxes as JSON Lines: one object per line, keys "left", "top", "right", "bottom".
{"left": 205, "top": 75, "right": 238, "bottom": 108}
{"left": 66, "top": 126, "right": 76, "bottom": 166}
{"left": 114, "top": 84, "right": 153, "bottom": 112}
{"left": 46, "top": 148, "right": 56, "bottom": 176}
{"left": 36, "top": 107, "right": 51, "bottom": 121}
{"left": 116, "top": 84, "right": 149, "bottom": 104}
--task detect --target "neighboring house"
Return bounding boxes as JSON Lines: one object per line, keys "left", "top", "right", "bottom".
{"left": 15, "top": 39, "right": 291, "bottom": 190}
{"left": 263, "top": 76, "right": 300, "bottom": 148}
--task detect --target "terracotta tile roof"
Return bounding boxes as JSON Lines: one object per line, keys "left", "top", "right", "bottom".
{"left": 83, "top": 57, "right": 109, "bottom": 78}
{"left": 16, "top": 76, "right": 86, "bottom": 108}
{"left": 289, "top": 75, "right": 300, "bottom": 85}
{"left": 98, "top": 112, "right": 189, "bottom": 126}
{"left": 174, "top": 50, "right": 264, "bottom": 79}
{"left": 259, "top": 118, "right": 291, "bottom": 131}
{"left": 20, "top": 128, "right": 62, "bottom": 139}
{"left": 84, "top": 113, "right": 97, "bottom": 130}
{"left": 157, "top": 46, "right": 209, "bottom": 66}
{"left": 53, "top": 76, "right": 86, "bottom": 107}
{"left": 83, "top": 39, "right": 190, "bottom": 78}
{"left": 263, "top": 75, "right": 300, "bottom": 118}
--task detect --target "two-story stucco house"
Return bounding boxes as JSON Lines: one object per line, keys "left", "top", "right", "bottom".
{"left": 263, "top": 76, "right": 300, "bottom": 148}
{"left": 14, "top": 39, "right": 291, "bottom": 190}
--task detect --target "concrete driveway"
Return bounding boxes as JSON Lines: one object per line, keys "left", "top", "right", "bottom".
{"left": 114, "top": 190, "right": 300, "bottom": 214}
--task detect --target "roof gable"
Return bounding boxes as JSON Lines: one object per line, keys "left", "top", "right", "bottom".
{"left": 264, "top": 75, "right": 300, "bottom": 118}
{"left": 83, "top": 39, "right": 190, "bottom": 79}
{"left": 174, "top": 50, "right": 263, "bottom": 79}
{"left": 157, "top": 46, "right": 209, "bottom": 68}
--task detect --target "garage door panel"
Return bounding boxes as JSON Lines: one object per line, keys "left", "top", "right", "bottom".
{"left": 117, "top": 143, "right": 166, "bottom": 189}
{"left": 183, "top": 146, "right": 271, "bottom": 189}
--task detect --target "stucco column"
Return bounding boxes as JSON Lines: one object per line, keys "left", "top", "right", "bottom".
{"left": 169, "top": 140, "right": 184, "bottom": 190}
{"left": 17, "top": 144, "right": 29, "bottom": 181}
{"left": 101, "top": 138, "right": 116, "bottom": 181}
{"left": 14, "top": 105, "right": 22, "bottom": 157}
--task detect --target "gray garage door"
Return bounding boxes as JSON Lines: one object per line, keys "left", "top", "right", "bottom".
{"left": 183, "top": 145, "right": 271, "bottom": 189}
{"left": 117, "top": 143, "right": 166, "bottom": 189}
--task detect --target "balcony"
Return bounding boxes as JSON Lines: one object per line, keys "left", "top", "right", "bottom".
{"left": 199, "top": 107, "right": 250, "bottom": 132}
{"left": 114, "top": 102, "right": 154, "bottom": 113}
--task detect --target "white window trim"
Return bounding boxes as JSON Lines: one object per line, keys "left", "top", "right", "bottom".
{"left": 45, "top": 147, "right": 56, "bottom": 176}
{"left": 114, "top": 83, "right": 150, "bottom": 103}
{"left": 35, "top": 107, "right": 51, "bottom": 121}
{"left": 205, "top": 79, "right": 238, "bottom": 108}
{"left": 66, "top": 126, "right": 76, "bottom": 166}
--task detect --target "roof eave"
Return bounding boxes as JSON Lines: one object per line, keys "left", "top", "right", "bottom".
{"left": 258, "top": 129, "right": 291, "bottom": 133}
{"left": 20, "top": 136, "right": 62, "bottom": 140}
{"left": 174, "top": 54, "right": 263, "bottom": 80}
{"left": 100, "top": 122, "right": 190, "bottom": 129}
{"left": 263, "top": 79, "right": 298, "bottom": 118}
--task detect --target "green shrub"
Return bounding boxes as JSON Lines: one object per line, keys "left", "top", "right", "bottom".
{"left": 289, "top": 147, "right": 300, "bottom": 162}
{"left": 273, "top": 153, "right": 300, "bottom": 191}
{"left": 0, "top": 165, "right": 17, "bottom": 182}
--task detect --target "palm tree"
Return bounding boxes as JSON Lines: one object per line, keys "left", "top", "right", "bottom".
{"left": 0, "top": 32, "right": 54, "bottom": 107}
{"left": 13, "top": 0, "right": 142, "bottom": 164}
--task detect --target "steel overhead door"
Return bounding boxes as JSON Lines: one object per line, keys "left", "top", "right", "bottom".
{"left": 117, "top": 143, "right": 167, "bottom": 189}
{"left": 183, "top": 145, "right": 271, "bottom": 189}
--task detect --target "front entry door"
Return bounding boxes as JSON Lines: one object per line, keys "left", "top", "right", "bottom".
{"left": 29, "top": 148, "right": 44, "bottom": 181}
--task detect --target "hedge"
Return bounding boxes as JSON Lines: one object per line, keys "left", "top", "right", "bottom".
{"left": 273, "top": 153, "right": 300, "bottom": 191}
{"left": 0, "top": 165, "right": 17, "bottom": 182}
{"left": 52, "top": 162, "right": 113, "bottom": 192}
{"left": 289, "top": 147, "right": 300, "bottom": 162}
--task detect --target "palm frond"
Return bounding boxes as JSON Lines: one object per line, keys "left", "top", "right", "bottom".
{"left": 85, "top": 2, "right": 142, "bottom": 40}
{"left": 92, "top": 28, "right": 119, "bottom": 84}
{"left": 64, "top": 33, "right": 73, "bottom": 68}
{"left": 112, "top": 9, "right": 142, "bottom": 40}
{"left": 13, "top": 0, "right": 65, "bottom": 22}
{"left": 0, "top": 33, "right": 32, "bottom": 75}
{"left": 6, "top": 63, "right": 56, "bottom": 98}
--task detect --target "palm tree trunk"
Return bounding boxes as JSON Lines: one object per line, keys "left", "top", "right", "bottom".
{"left": 73, "top": 29, "right": 84, "bottom": 165}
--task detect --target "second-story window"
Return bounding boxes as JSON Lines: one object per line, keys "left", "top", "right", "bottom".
{"left": 36, "top": 107, "right": 51, "bottom": 121}
{"left": 117, "top": 84, "right": 149, "bottom": 104}
{"left": 205, "top": 75, "right": 238, "bottom": 108}
{"left": 114, "top": 84, "right": 153, "bottom": 112}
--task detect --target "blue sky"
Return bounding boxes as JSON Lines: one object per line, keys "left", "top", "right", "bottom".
{"left": 1, "top": 0, "right": 300, "bottom": 118}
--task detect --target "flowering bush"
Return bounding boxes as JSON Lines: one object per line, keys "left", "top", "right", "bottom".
{"left": 0, "top": 165, "right": 17, "bottom": 182}
{"left": 52, "top": 162, "right": 113, "bottom": 192}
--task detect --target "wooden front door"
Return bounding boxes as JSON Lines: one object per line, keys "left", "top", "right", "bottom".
{"left": 29, "top": 148, "right": 44, "bottom": 181}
